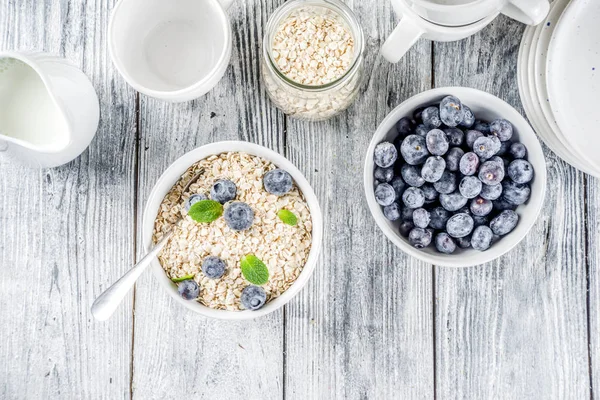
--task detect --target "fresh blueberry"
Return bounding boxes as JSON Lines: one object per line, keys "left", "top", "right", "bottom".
{"left": 456, "top": 235, "right": 472, "bottom": 249}
{"left": 422, "top": 183, "right": 438, "bottom": 204}
{"left": 374, "top": 142, "right": 398, "bottom": 168}
{"left": 396, "top": 117, "right": 414, "bottom": 137}
{"left": 465, "top": 130, "right": 484, "bottom": 148}
{"left": 401, "top": 164, "right": 425, "bottom": 187}
{"left": 459, "top": 105, "right": 475, "bottom": 128}
{"left": 408, "top": 227, "right": 433, "bottom": 249}
{"left": 473, "top": 120, "right": 491, "bottom": 134}
{"left": 480, "top": 182, "right": 503, "bottom": 200}
{"left": 413, "top": 208, "right": 431, "bottom": 229}
{"left": 375, "top": 183, "right": 396, "bottom": 206}
{"left": 457, "top": 205, "right": 472, "bottom": 215}
{"left": 445, "top": 147, "right": 464, "bottom": 172}
{"left": 401, "top": 135, "right": 430, "bottom": 165}
{"left": 459, "top": 176, "right": 483, "bottom": 199}
{"left": 470, "top": 197, "right": 493, "bottom": 216}
{"left": 439, "top": 191, "right": 468, "bottom": 212}
{"left": 493, "top": 197, "right": 518, "bottom": 211}
{"left": 263, "top": 169, "right": 293, "bottom": 196}
{"left": 426, "top": 129, "right": 450, "bottom": 156}
{"left": 435, "top": 232, "right": 457, "bottom": 254}
{"left": 444, "top": 128, "right": 464, "bottom": 146}
{"left": 374, "top": 166, "right": 394, "bottom": 183}
{"left": 402, "top": 187, "right": 426, "bottom": 209}
{"left": 509, "top": 142, "right": 528, "bottom": 159}
{"left": 446, "top": 213, "right": 474, "bottom": 238}
{"left": 490, "top": 210, "right": 519, "bottom": 236}
{"left": 429, "top": 207, "right": 451, "bottom": 230}
{"left": 422, "top": 106, "right": 442, "bottom": 129}
{"left": 490, "top": 119, "right": 514, "bottom": 141}
{"left": 211, "top": 180, "right": 237, "bottom": 203}
{"left": 439, "top": 95, "right": 465, "bottom": 127}
{"left": 434, "top": 171, "right": 457, "bottom": 194}
{"left": 459, "top": 152, "right": 480, "bottom": 176}
{"left": 473, "top": 136, "right": 499, "bottom": 160}
{"left": 202, "top": 256, "right": 226, "bottom": 279}
{"left": 472, "top": 215, "right": 489, "bottom": 227}
{"left": 402, "top": 206, "right": 415, "bottom": 222}
{"left": 184, "top": 193, "right": 207, "bottom": 212}
{"left": 224, "top": 202, "right": 254, "bottom": 231}
{"left": 241, "top": 285, "right": 267, "bottom": 310}
{"left": 508, "top": 159, "right": 534, "bottom": 184}
{"left": 399, "top": 221, "right": 414, "bottom": 237}
{"left": 390, "top": 176, "right": 407, "bottom": 198}
{"left": 502, "top": 180, "right": 531, "bottom": 205}
{"left": 421, "top": 156, "right": 446, "bottom": 183}
{"left": 178, "top": 279, "right": 200, "bottom": 300}
{"left": 478, "top": 161, "right": 505, "bottom": 186}
{"left": 383, "top": 203, "right": 401, "bottom": 221}
{"left": 471, "top": 226, "right": 494, "bottom": 251}
{"left": 415, "top": 124, "right": 429, "bottom": 137}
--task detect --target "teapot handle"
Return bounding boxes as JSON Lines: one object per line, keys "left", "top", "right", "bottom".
{"left": 502, "top": 0, "right": 549, "bottom": 25}
{"left": 381, "top": 13, "right": 424, "bottom": 64}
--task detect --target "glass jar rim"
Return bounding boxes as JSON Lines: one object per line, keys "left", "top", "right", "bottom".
{"left": 263, "top": 0, "right": 365, "bottom": 92}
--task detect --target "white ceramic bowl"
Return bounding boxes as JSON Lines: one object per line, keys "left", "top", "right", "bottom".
{"left": 364, "top": 87, "right": 547, "bottom": 267}
{"left": 143, "top": 141, "right": 323, "bottom": 319}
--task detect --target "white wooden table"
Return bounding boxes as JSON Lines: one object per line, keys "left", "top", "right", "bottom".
{"left": 1, "top": 1, "right": 598, "bottom": 399}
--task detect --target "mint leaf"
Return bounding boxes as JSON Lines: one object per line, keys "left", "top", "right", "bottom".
{"left": 171, "top": 274, "right": 195, "bottom": 282}
{"left": 240, "top": 254, "right": 269, "bottom": 285}
{"left": 188, "top": 199, "right": 223, "bottom": 223}
{"left": 277, "top": 209, "right": 298, "bottom": 226}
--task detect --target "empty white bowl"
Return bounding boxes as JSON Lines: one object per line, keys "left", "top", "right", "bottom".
{"left": 142, "top": 141, "right": 323, "bottom": 319}
{"left": 363, "top": 87, "right": 547, "bottom": 267}
{"left": 109, "top": 0, "right": 233, "bottom": 102}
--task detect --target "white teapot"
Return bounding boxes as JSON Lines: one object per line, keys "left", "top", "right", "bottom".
{"left": 382, "top": 0, "right": 549, "bottom": 63}
{"left": 0, "top": 51, "right": 99, "bottom": 168}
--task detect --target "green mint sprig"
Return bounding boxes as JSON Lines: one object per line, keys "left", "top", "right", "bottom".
{"left": 188, "top": 199, "right": 223, "bottom": 223}
{"left": 277, "top": 209, "right": 298, "bottom": 226}
{"left": 240, "top": 254, "right": 269, "bottom": 285}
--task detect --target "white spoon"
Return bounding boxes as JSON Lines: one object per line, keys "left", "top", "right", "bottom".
{"left": 91, "top": 169, "right": 205, "bottom": 321}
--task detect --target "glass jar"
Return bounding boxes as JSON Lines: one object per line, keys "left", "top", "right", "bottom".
{"left": 261, "top": 0, "right": 365, "bottom": 122}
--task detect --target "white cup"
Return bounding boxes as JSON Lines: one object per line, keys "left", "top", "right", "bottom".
{"left": 382, "top": 0, "right": 549, "bottom": 63}
{"left": 109, "top": 0, "right": 235, "bottom": 103}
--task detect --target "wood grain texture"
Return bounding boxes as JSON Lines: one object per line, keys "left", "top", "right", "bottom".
{"left": 588, "top": 176, "right": 599, "bottom": 397}
{"left": 0, "top": 0, "right": 136, "bottom": 398}
{"left": 434, "top": 16, "right": 591, "bottom": 399}
{"left": 130, "top": 1, "right": 286, "bottom": 398}
{"left": 283, "top": 1, "right": 435, "bottom": 398}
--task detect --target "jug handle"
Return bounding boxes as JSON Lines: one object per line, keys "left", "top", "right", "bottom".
{"left": 218, "top": 0, "right": 236, "bottom": 11}
{"left": 381, "top": 14, "right": 424, "bottom": 64}
{"left": 501, "top": 0, "right": 549, "bottom": 26}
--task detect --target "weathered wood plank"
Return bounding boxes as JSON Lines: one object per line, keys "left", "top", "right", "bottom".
{"left": 434, "top": 16, "right": 591, "bottom": 399}
{"left": 0, "top": 0, "right": 136, "bottom": 398}
{"left": 131, "top": 1, "right": 286, "bottom": 398}
{"left": 283, "top": 1, "right": 435, "bottom": 398}
{"left": 588, "top": 176, "right": 599, "bottom": 396}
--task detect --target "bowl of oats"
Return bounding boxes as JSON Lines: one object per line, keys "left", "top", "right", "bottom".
{"left": 142, "top": 141, "right": 322, "bottom": 319}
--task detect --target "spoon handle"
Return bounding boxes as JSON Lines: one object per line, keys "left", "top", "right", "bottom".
{"left": 91, "top": 231, "right": 173, "bottom": 321}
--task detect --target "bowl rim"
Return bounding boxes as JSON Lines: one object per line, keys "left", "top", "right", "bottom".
{"left": 363, "top": 87, "right": 547, "bottom": 267}
{"left": 142, "top": 141, "right": 323, "bottom": 319}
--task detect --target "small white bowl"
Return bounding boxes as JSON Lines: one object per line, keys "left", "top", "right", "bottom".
{"left": 143, "top": 141, "right": 323, "bottom": 319}
{"left": 364, "top": 87, "right": 547, "bottom": 267}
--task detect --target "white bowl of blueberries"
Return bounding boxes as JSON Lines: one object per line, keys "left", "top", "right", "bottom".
{"left": 364, "top": 87, "right": 547, "bottom": 267}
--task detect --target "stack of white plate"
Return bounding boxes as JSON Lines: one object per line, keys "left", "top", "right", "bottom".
{"left": 518, "top": 0, "right": 600, "bottom": 178}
